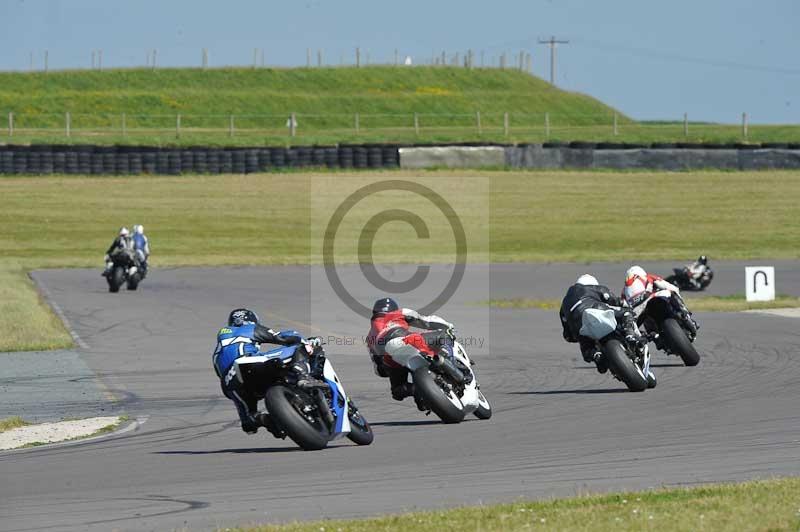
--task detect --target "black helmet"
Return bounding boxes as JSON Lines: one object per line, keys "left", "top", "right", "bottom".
{"left": 372, "top": 297, "right": 399, "bottom": 316}
{"left": 698, "top": 255, "right": 708, "bottom": 265}
{"left": 228, "top": 308, "right": 259, "bottom": 327}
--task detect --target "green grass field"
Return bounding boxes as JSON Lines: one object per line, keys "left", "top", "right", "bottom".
{"left": 232, "top": 477, "right": 800, "bottom": 532}
{"left": 1, "top": 170, "right": 798, "bottom": 351}
{"left": 1, "top": 66, "right": 797, "bottom": 145}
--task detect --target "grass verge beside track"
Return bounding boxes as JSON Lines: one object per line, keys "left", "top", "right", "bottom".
{"left": 232, "top": 477, "right": 800, "bottom": 532}
{"left": 0, "top": 416, "right": 29, "bottom": 433}
{"left": 0, "top": 170, "right": 798, "bottom": 351}
{"left": 483, "top": 295, "right": 800, "bottom": 312}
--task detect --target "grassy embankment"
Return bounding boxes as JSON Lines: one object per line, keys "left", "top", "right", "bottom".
{"left": 1, "top": 66, "right": 797, "bottom": 145}
{"left": 1, "top": 170, "right": 798, "bottom": 351}
{"left": 0, "top": 416, "right": 29, "bottom": 432}
{"left": 232, "top": 477, "right": 800, "bottom": 532}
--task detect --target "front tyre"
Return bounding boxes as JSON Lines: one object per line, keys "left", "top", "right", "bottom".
{"left": 126, "top": 273, "right": 140, "bottom": 291}
{"left": 265, "top": 385, "right": 330, "bottom": 451}
{"left": 346, "top": 400, "right": 374, "bottom": 446}
{"left": 661, "top": 318, "right": 700, "bottom": 366}
{"left": 413, "top": 368, "right": 465, "bottom": 424}
{"left": 602, "top": 339, "right": 648, "bottom": 392}
{"left": 108, "top": 266, "right": 124, "bottom": 293}
{"left": 473, "top": 389, "right": 492, "bottom": 420}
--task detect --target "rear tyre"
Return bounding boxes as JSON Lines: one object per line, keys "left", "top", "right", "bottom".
{"left": 108, "top": 266, "right": 124, "bottom": 293}
{"left": 602, "top": 339, "right": 648, "bottom": 392}
{"left": 413, "top": 368, "right": 465, "bottom": 424}
{"left": 346, "top": 401, "right": 374, "bottom": 446}
{"left": 473, "top": 389, "right": 492, "bottom": 419}
{"left": 661, "top": 318, "right": 700, "bottom": 366}
{"left": 265, "top": 385, "right": 330, "bottom": 451}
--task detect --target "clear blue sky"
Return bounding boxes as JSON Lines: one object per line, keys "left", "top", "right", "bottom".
{"left": 2, "top": 0, "right": 798, "bottom": 123}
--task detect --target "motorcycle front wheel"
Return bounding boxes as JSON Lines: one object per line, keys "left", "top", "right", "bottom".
{"left": 602, "top": 339, "right": 648, "bottom": 392}
{"left": 265, "top": 385, "right": 330, "bottom": 451}
{"left": 346, "top": 400, "right": 374, "bottom": 446}
{"left": 108, "top": 266, "right": 124, "bottom": 293}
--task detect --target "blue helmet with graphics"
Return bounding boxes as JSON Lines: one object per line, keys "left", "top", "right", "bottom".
{"left": 228, "top": 308, "right": 259, "bottom": 327}
{"left": 372, "top": 297, "right": 399, "bottom": 316}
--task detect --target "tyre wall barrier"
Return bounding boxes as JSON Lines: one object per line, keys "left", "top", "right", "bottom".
{"left": 504, "top": 145, "right": 800, "bottom": 170}
{"left": 0, "top": 144, "right": 401, "bottom": 175}
{"left": 399, "top": 146, "right": 506, "bottom": 169}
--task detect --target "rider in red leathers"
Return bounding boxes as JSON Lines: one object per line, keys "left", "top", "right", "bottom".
{"left": 366, "top": 298, "right": 464, "bottom": 403}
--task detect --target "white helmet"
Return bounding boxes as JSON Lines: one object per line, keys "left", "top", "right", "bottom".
{"left": 625, "top": 265, "right": 647, "bottom": 284}
{"left": 133, "top": 224, "right": 144, "bottom": 235}
{"left": 119, "top": 226, "right": 130, "bottom": 237}
{"left": 576, "top": 274, "right": 599, "bottom": 286}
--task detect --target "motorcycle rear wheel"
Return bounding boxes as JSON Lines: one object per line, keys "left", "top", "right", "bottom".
{"left": 602, "top": 339, "right": 648, "bottom": 392}
{"left": 413, "top": 368, "right": 465, "bottom": 424}
{"left": 661, "top": 318, "right": 700, "bottom": 366}
{"left": 265, "top": 385, "right": 330, "bottom": 451}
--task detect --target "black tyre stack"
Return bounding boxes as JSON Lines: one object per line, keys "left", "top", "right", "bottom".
{"left": 367, "top": 145, "right": 383, "bottom": 167}
{"left": 353, "top": 146, "right": 369, "bottom": 168}
{"left": 270, "top": 147, "right": 287, "bottom": 168}
{"left": 220, "top": 150, "right": 233, "bottom": 173}
{"left": 232, "top": 149, "right": 246, "bottom": 173}
{"left": 339, "top": 145, "right": 354, "bottom": 168}
{"left": 194, "top": 149, "right": 208, "bottom": 174}
{"left": 207, "top": 149, "right": 221, "bottom": 174}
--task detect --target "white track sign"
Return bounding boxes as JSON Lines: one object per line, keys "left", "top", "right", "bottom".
{"left": 745, "top": 266, "right": 775, "bottom": 302}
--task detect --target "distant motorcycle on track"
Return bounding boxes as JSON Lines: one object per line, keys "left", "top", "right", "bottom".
{"left": 103, "top": 248, "right": 143, "bottom": 293}
{"left": 235, "top": 332, "right": 373, "bottom": 451}
{"left": 665, "top": 257, "right": 714, "bottom": 291}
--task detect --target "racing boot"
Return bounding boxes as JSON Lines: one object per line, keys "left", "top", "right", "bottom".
{"left": 256, "top": 412, "right": 286, "bottom": 439}
{"left": 390, "top": 382, "right": 415, "bottom": 401}
{"left": 240, "top": 413, "right": 260, "bottom": 434}
{"left": 592, "top": 352, "right": 609, "bottom": 374}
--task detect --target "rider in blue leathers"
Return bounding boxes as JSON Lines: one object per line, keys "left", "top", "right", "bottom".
{"left": 131, "top": 224, "right": 150, "bottom": 277}
{"left": 212, "top": 308, "right": 322, "bottom": 435}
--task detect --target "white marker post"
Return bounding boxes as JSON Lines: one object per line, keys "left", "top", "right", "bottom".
{"left": 745, "top": 266, "right": 775, "bottom": 302}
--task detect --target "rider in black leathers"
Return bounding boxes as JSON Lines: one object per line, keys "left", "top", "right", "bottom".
{"left": 559, "top": 274, "right": 639, "bottom": 373}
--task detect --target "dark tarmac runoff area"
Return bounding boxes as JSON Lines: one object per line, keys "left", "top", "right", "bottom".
{"left": 1, "top": 261, "right": 799, "bottom": 531}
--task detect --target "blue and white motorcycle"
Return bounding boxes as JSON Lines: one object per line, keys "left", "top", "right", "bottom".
{"left": 234, "top": 331, "right": 373, "bottom": 451}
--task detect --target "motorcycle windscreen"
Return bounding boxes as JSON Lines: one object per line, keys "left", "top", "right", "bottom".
{"left": 579, "top": 308, "right": 618, "bottom": 340}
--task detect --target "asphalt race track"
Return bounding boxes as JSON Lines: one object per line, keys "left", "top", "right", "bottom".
{"left": 1, "top": 263, "right": 799, "bottom": 531}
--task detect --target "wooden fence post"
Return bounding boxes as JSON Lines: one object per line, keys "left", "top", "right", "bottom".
{"left": 613, "top": 113, "right": 618, "bottom": 136}
{"left": 122, "top": 113, "right": 127, "bottom": 137}
{"left": 176, "top": 114, "right": 181, "bottom": 138}
{"left": 65, "top": 112, "right": 70, "bottom": 137}
{"left": 290, "top": 112, "right": 297, "bottom": 137}
{"left": 545, "top": 112, "right": 550, "bottom": 138}
{"left": 355, "top": 113, "right": 360, "bottom": 134}
{"left": 683, "top": 112, "right": 688, "bottom": 137}
{"left": 8, "top": 112, "right": 13, "bottom": 137}
{"left": 229, "top": 115, "right": 234, "bottom": 137}
{"left": 503, "top": 112, "right": 509, "bottom": 137}
{"left": 742, "top": 112, "right": 748, "bottom": 139}
{"left": 476, "top": 111, "right": 482, "bottom": 135}
{"left": 414, "top": 113, "right": 420, "bottom": 136}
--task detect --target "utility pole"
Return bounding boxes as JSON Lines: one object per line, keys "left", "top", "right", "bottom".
{"left": 538, "top": 36, "right": 569, "bottom": 85}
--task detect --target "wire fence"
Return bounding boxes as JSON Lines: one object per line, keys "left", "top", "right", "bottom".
{"left": 4, "top": 111, "right": 794, "bottom": 144}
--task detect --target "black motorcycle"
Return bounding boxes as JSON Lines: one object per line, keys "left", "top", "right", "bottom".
{"left": 104, "top": 248, "right": 143, "bottom": 293}
{"left": 636, "top": 289, "right": 700, "bottom": 366}
{"left": 581, "top": 308, "right": 656, "bottom": 392}
{"left": 666, "top": 265, "right": 714, "bottom": 291}
{"left": 234, "top": 332, "right": 373, "bottom": 451}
